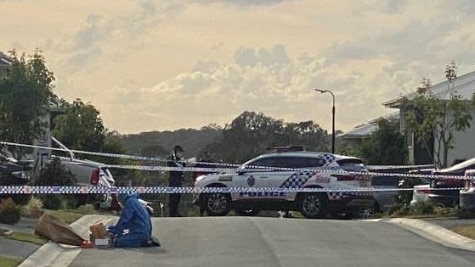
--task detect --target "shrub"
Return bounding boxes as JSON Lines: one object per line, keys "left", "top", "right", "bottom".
{"left": 33, "top": 158, "right": 77, "bottom": 210}
{"left": 24, "top": 196, "right": 44, "bottom": 218}
{"left": 0, "top": 197, "right": 21, "bottom": 225}
{"left": 410, "top": 200, "right": 435, "bottom": 215}
{"left": 0, "top": 173, "right": 32, "bottom": 205}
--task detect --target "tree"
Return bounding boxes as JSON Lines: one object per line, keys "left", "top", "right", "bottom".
{"left": 359, "top": 118, "right": 407, "bottom": 165}
{"left": 52, "top": 98, "right": 105, "bottom": 153}
{"left": 0, "top": 50, "right": 56, "bottom": 159}
{"left": 204, "top": 111, "right": 329, "bottom": 163}
{"left": 403, "top": 62, "right": 475, "bottom": 167}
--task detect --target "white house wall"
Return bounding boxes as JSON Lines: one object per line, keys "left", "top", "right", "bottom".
{"left": 449, "top": 108, "right": 475, "bottom": 164}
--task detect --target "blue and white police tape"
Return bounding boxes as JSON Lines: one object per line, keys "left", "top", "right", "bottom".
{"left": 0, "top": 140, "right": 438, "bottom": 172}
{"left": 0, "top": 140, "right": 241, "bottom": 169}
{"left": 104, "top": 164, "right": 475, "bottom": 182}
{"left": 0, "top": 185, "right": 468, "bottom": 195}
{"left": 2, "top": 140, "right": 473, "bottom": 182}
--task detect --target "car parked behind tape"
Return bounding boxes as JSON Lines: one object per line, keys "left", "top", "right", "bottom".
{"left": 193, "top": 147, "right": 374, "bottom": 219}
{"left": 410, "top": 157, "right": 475, "bottom": 207}
{"left": 370, "top": 175, "right": 402, "bottom": 212}
{"left": 459, "top": 169, "right": 475, "bottom": 212}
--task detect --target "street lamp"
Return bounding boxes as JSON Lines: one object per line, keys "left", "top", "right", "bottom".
{"left": 314, "top": 89, "right": 335, "bottom": 153}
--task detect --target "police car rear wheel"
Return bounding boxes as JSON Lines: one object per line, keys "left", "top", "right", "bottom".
{"left": 204, "top": 193, "right": 231, "bottom": 216}
{"left": 299, "top": 193, "right": 328, "bottom": 219}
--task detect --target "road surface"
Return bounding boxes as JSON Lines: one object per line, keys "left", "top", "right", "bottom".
{"left": 55, "top": 216, "right": 475, "bottom": 267}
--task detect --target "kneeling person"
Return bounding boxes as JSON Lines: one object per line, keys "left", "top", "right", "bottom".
{"left": 108, "top": 192, "right": 157, "bottom": 248}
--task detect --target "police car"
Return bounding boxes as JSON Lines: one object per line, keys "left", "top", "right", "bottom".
{"left": 193, "top": 147, "right": 375, "bottom": 218}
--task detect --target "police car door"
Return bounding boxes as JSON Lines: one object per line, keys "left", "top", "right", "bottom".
{"left": 267, "top": 156, "right": 327, "bottom": 201}
{"left": 233, "top": 157, "right": 276, "bottom": 200}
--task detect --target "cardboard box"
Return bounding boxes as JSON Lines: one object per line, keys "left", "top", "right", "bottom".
{"left": 89, "top": 223, "right": 108, "bottom": 239}
{"left": 94, "top": 238, "right": 110, "bottom": 246}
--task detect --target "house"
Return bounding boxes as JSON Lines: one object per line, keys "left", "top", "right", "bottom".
{"left": 0, "top": 52, "right": 12, "bottom": 79}
{"left": 339, "top": 112, "right": 399, "bottom": 147}
{"left": 342, "top": 70, "right": 475, "bottom": 166}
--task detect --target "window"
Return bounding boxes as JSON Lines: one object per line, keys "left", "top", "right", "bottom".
{"left": 244, "top": 157, "right": 277, "bottom": 169}
{"left": 274, "top": 156, "right": 326, "bottom": 169}
{"left": 243, "top": 156, "right": 325, "bottom": 169}
{"left": 337, "top": 159, "right": 366, "bottom": 172}
{"left": 371, "top": 176, "right": 401, "bottom": 187}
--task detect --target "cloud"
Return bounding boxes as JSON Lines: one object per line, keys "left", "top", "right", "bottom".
{"left": 56, "top": 1, "right": 187, "bottom": 74}
{"left": 58, "top": 14, "right": 106, "bottom": 72}
{"left": 379, "top": 0, "right": 408, "bottom": 14}
{"left": 9, "top": 0, "right": 475, "bottom": 134}
{"left": 104, "top": 44, "right": 397, "bottom": 132}
{"left": 190, "top": 0, "right": 293, "bottom": 7}
{"left": 234, "top": 44, "right": 290, "bottom": 67}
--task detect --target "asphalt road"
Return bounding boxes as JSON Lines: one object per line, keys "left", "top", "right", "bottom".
{"left": 56, "top": 217, "right": 475, "bottom": 267}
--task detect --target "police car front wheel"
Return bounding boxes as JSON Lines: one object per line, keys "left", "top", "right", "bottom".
{"left": 204, "top": 193, "right": 231, "bottom": 216}
{"left": 299, "top": 193, "right": 328, "bottom": 219}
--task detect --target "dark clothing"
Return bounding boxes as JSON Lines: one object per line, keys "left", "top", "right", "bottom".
{"left": 109, "top": 193, "right": 152, "bottom": 248}
{"left": 167, "top": 159, "right": 184, "bottom": 187}
{"left": 168, "top": 194, "right": 181, "bottom": 217}
{"left": 167, "top": 155, "right": 185, "bottom": 216}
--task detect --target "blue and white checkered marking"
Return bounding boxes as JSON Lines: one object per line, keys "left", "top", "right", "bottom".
{"left": 279, "top": 170, "right": 316, "bottom": 188}
{"left": 322, "top": 153, "right": 336, "bottom": 164}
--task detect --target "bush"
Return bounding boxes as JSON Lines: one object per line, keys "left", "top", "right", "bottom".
{"left": 410, "top": 200, "right": 435, "bottom": 214}
{"left": 33, "top": 157, "right": 77, "bottom": 186}
{"left": 38, "top": 195, "right": 78, "bottom": 210}
{"left": 24, "top": 196, "right": 44, "bottom": 218}
{"left": 0, "top": 198, "right": 21, "bottom": 225}
{"left": 0, "top": 173, "right": 32, "bottom": 206}
{"left": 33, "top": 158, "right": 78, "bottom": 210}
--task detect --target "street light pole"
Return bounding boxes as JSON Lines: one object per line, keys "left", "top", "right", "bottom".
{"left": 314, "top": 89, "right": 335, "bottom": 153}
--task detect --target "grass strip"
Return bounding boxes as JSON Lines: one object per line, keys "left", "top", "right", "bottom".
{"left": 450, "top": 225, "right": 475, "bottom": 240}
{"left": 5, "top": 231, "right": 47, "bottom": 246}
{"left": 0, "top": 255, "right": 22, "bottom": 267}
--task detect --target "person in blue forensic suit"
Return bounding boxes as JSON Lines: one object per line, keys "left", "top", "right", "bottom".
{"left": 107, "top": 192, "right": 155, "bottom": 248}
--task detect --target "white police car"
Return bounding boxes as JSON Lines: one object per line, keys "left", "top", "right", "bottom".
{"left": 193, "top": 147, "right": 374, "bottom": 219}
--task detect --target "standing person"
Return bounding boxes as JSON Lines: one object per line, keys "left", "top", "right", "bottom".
{"left": 167, "top": 145, "right": 185, "bottom": 217}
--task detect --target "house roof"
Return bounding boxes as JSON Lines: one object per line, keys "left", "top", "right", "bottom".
{"left": 384, "top": 70, "right": 475, "bottom": 108}
{"left": 0, "top": 52, "right": 12, "bottom": 67}
{"left": 340, "top": 112, "right": 399, "bottom": 139}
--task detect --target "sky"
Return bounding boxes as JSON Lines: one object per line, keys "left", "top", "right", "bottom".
{"left": 2, "top": 0, "right": 475, "bottom": 135}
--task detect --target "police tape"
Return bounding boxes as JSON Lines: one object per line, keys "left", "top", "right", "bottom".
{"left": 0, "top": 185, "right": 469, "bottom": 195}
{"left": 0, "top": 140, "right": 242, "bottom": 168}
{"left": 105, "top": 164, "right": 475, "bottom": 182}
{"left": 0, "top": 140, "right": 437, "bottom": 172}
{"left": 1, "top": 140, "right": 473, "bottom": 182}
